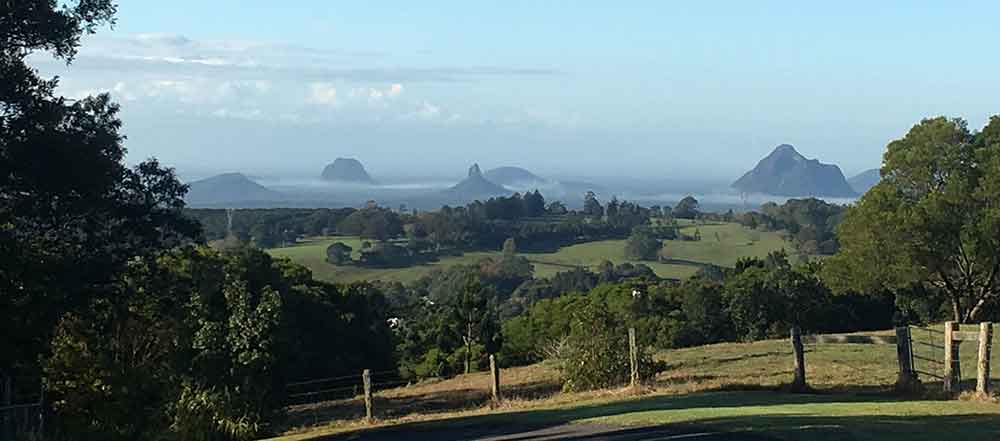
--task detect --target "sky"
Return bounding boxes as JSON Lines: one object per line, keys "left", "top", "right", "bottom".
{"left": 35, "top": 1, "right": 1000, "bottom": 182}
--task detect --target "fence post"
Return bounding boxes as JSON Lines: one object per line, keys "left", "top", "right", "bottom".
{"left": 895, "top": 326, "right": 917, "bottom": 390}
{"left": 38, "top": 386, "right": 45, "bottom": 438}
{"left": 977, "top": 322, "right": 993, "bottom": 396}
{"left": 489, "top": 354, "right": 501, "bottom": 405}
{"left": 362, "top": 369, "right": 373, "bottom": 423}
{"left": 628, "top": 327, "right": 639, "bottom": 388}
{"left": 944, "top": 321, "right": 960, "bottom": 394}
{"left": 3, "top": 375, "right": 10, "bottom": 406}
{"left": 790, "top": 326, "right": 807, "bottom": 391}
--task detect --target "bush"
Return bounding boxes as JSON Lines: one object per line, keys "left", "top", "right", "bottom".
{"left": 624, "top": 230, "right": 661, "bottom": 261}
{"left": 559, "top": 302, "right": 659, "bottom": 391}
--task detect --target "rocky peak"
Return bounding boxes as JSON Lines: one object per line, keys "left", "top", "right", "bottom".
{"left": 468, "top": 163, "right": 482, "bottom": 178}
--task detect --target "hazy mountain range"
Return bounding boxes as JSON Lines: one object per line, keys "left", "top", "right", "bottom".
{"left": 184, "top": 149, "right": 875, "bottom": 210}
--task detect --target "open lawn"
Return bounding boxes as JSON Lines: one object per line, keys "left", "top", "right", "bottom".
{"left": 267, "top": 222, "right": 795, "bottom": 284}
{"left": 268, "top": 236, "right": 503, "bottom": 284}
{"left": 275, "top": 326, "right": 1000, "bottom": 440}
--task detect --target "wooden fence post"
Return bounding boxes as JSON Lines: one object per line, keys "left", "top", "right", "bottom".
{"left": 944, "top": 321, "right": 960, "bottom": 394}
{"left": 489, "top": 354, "right": 501, "bottom": 405}
{"left": 895, "top": 326, "right": 917, "bottom": 390}
{"left": 362, "top": 369, "right": 373, "bottom": 423}
{"left": 3, "top": 375, "right": 11, "bottom": 406}
{"left": 977, "top": 322, "right": 993, "bottom": 396}
{"left": 790, "top": 326, "right": 807, "bottom": 391}
{"left": 628, "top": 327, "right": 639, "bottom": 388}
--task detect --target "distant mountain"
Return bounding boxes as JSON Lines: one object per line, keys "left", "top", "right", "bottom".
{"left": 848, "top": 168, "right": 881, "bottom": 194}
{"left": 445, "top": 164, "right": 510, "bottom": 198}
{"left": 732, "top": 144, "right": 857, "bottom": 198}
{"left": 321, "top": 158, "right": 376, "bottom": 184}
{"left": 186, "top": 173, "right": 281, "bottom": 205}
{"left": 484, "top": 166, "right": 547, "bottom": 186}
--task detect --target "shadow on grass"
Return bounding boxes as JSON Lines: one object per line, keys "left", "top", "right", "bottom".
{"left": 304, "top": 390, "right": 959, "bottom": 441}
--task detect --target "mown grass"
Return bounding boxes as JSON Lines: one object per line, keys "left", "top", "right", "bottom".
{"left": 267, "top": 222, "right": 794, "bottom": 284}
{"left": 275, "top": 326, "right": 1000, "bottom": 440}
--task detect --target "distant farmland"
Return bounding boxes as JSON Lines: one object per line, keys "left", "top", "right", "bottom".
{"left": 267, "top": 222, "right": 795, "bottom": 284}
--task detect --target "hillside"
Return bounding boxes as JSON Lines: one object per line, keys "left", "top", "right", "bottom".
{"left": 321, "top": 158, "right": 376, "bottom": 184}
{"left": 185, "top": 173, "right": 281, "bottom": 206}
{"left": 278, "top": 327, "right": 1000, "bottom": 440}
{"left": 849, "top": 168, "right": 881, "bottom": 194}
{"left": 732, "top": 144, "right": 857, "bottom": 198}
{"left": 484, "top": 166, "right": 547, "bottom": 187}
{"left": 444, "top": 164, "right": 510, "bottom": 198}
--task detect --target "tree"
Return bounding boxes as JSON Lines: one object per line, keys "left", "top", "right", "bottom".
{"left": 673, "top": 196, "right": 700, "bottom": 219}
{"left": 326, "top": 242, "right": 353, "bottom": 265}
{"left": 583, "top": 191, "right": 604, "bottom": 217}
{"left": 502, "top": 237, "right": 518, "bottom": 257}
{"left": 523, "top": 190, "right": 546, "bottom": 217}
{"left": 2, "top": 0, "right": 199, "bottom": 378}
{"left": 624, "top": 229, "right": 661, "bottom": 261}
{"left": 450, "top": 278, "right": 501, "bottom": 374}
{"left": 546, "top": 201, "right": 569, "bottom": 215}
{"left": 337, "top": 206, "right": 403, "bottom": 240}
{"left": 826, "top": 116, "right": 1000, "bottom": 323}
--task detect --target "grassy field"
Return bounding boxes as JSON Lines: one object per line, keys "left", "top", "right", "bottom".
{"left": 276, "top": 326, "right": 1000, "bottom": 440}
{"left": 268, "top": 236, "right": 503, "bottom": 284}
{"left": 267, "top": 222, "right": 794, "bottom": 284}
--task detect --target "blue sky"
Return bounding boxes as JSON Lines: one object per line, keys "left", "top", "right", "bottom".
{"left": 38, "top": 1, "right": 1000, "bottom": 181}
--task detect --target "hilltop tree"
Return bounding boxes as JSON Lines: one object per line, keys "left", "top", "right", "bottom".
{"left": 826, "top": 116, "right": 1000, "bottom": 323}
{"left": 583, "top": 191, "right": 604, "bottom": 217}
{"left": 337, "top": 206, "right": 403, "bottom": 240}
{"left": 624, "top": 229, "right": 661, "bottom": 261}
{"left": 674, "top": 196, "right": 700, "bottom": 219}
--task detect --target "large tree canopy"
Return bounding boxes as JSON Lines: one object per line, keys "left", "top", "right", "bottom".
{"left": 1, "top": 0, "right": 199, "bottom": 374}
{"left": 827, "top": 116, "right": 1000, "bottom": 323}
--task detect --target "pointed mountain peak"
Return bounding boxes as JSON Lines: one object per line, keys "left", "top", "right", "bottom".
{"left": 770, "top": 144, "right": 804, "bottom": 159}
{"left": 468, "top": 163, "right": 482, "bottom": 178}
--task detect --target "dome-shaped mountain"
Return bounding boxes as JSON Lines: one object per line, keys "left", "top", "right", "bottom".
{"left": 848, "top": 168, "right": 881, "bottom": 194}
{"left": 186, "top": 173, "right": 280, "bottom": 205}
{"left": 484, "top": 166, "right": 547, "bottom": 186}
{"left": 732, "top": 144, "right": 856, "bottom": 197}
{"left": 321, "top": 158, "right": 376, "bottom": 184}
{"left": 445, "top": 164, "right": 509, "bottom": 198}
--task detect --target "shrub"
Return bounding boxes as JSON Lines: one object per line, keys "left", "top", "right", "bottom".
{"left": 559, "top": 302, "right": 659, "bottom": 391}
{"left": 624, "top": 229, "right": 661, "bottom": 261}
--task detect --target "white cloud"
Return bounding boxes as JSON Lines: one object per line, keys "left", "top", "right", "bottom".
{"left": 211, "top": 108, "right": 265, "bottom": 120}
{"left": 307, "top": 83, "right": 338, "bottom": 106}
{"left": 348, "top": 83, "right": 404, "bottom": 105}
{"left": 416, "top": 102, "right": 440, "bottom": 119}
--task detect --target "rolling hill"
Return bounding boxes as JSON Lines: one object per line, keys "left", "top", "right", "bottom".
{"left": 185, "top": 173, "right": 281, "bottom": 206}
{"left": 484, "top": 166, "right": 547, "bottom": 187}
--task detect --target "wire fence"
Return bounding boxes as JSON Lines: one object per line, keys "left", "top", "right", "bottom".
{"left": 0, "top": 377, "right": 44, "bottom": 441}
{"left": 285, "top": 370, "right": 403, "bottom": 406}
{"left": 910, "top": 325, "right": 945, "bottom": 381}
